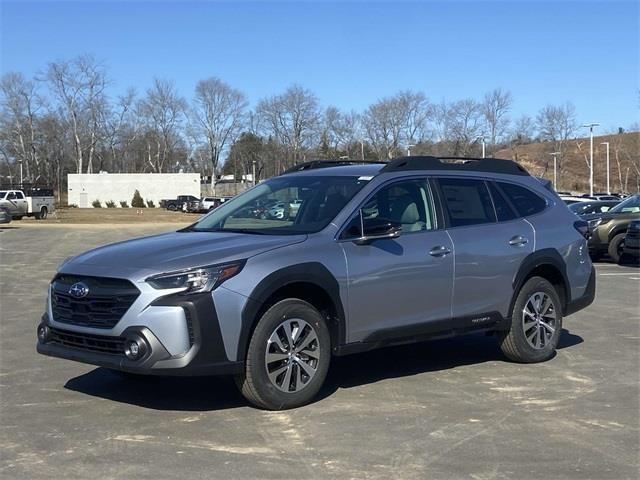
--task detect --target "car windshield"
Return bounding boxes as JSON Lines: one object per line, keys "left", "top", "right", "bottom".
{"left": 608, "top": 195, "right": 640, "bottom": 214}
{"left": 0, "top": 191, "right": 7, "bottom": 197}
{"left": 187, "top": 175, "right": 369, "bottom": 235}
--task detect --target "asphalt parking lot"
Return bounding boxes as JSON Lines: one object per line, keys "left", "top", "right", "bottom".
{"left": 1, "top": 225, "right": 639, "bottom": 479}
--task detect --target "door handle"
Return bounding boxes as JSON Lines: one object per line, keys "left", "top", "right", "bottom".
{"left": 429, "top": 245, "right": 451, "bottom": 257}
{"left": 509, "top": 235, "right": 529, "bottom": 246}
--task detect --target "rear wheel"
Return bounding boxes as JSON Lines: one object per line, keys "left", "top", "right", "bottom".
{"left": 608, "top": 233, "right": 625, "bottom": 264}
{"left": 35, "top": 206, "right": 48, "bottom": 220}
{"left": 167, "top": 204, "right": 177, "bottom": 211}
{"left": 236, "top": 299, "right": 331, "bottom": 410}
{"left": 500, "top": 276, "right": 563, "bottom": 363}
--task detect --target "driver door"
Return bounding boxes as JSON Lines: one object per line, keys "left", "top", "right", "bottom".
{"left": 339, "top": 178, "right": 454, "bottom": 343}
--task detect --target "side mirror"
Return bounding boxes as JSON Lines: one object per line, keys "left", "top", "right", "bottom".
{"left": 353, "top": 215, "right": 402, "bottom": 245}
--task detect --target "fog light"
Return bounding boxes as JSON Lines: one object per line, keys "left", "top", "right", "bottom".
{"left": 124, "top": 337, "right": 146, "bottom": 360}
{"left": 37, "top": 324, "right": 50, "bottom": 342}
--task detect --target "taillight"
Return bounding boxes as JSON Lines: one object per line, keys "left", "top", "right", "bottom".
{"left": 574, "top": 220, "right": 590, "bottom": 240}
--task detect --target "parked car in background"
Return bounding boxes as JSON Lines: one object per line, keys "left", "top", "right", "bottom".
{"left": 200, "top": 196, "right": 231, "bottom": 211}
{"left": 0, "top": 206, "right": 11, "bottom": 224}
{"left": 560, "top": 195, "right": 590, "bottom": 205}
{"left": 161, "top": 195, "right": 200, "bottom": 211}
{"left": 569, "top": 200, "right": 620, "bottom": 216}
{"left": 586, "top": 194, "right": 640, "bottom": 263}
{"left": 622, "top": 220, "right": 640, "bottom": 263}
{"left": 268, "top": 201, "right": 287, "bottom": 219}
{"left": 581, "top": 194, "right": 620, "bottom": 201}
{"left": 38, "top": 156, "right": 595, "bottom": 410}
{"left": 0, "top": 186, "right": 55, "bottom": 220}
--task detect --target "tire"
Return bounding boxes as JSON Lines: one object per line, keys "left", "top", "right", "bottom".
{"left": 167, "top": 204, "right": 177, "bottom": 211}
{"left": 235, "top": 299, "right": 331, "bottom": 410}
{"left": 35, "top": 206, "right": 48, "bottom": 220}
{"left": 500, "top": 276, "right": 563, "bottom": 363}
{"left": 608, "top": 233, "right": 625, "bottom": 264}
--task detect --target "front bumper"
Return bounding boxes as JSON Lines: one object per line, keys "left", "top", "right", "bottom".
{"left": 37, "top": 292, "right": 243, "bottom": 376}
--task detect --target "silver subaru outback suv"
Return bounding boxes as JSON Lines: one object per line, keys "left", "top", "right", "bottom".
{"left": 38, "top": 156, "right": 595, "bottom": 410}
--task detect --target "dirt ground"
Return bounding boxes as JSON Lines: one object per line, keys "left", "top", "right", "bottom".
{"left": 17, "top": 207, "right": 198, "bottom": 225}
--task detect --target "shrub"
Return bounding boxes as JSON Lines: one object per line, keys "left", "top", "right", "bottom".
{"left": 105, "top": 200, "right": 116, "bottom": 208}
{"left": 146, "top": 199, "right": 155, "bottom": 208}
{"left": 131, "top": 190, "right": 145, "bottom": 208}
{"left": 92, "top": 199, "right": 102, "bottom": 208}
{"left": 119, "top": 201, "right": 129, "bottom": 208}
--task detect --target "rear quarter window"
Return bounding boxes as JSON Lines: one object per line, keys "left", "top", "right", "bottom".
{"left": 498, "top": 182, "right": 547, "bottom": 217}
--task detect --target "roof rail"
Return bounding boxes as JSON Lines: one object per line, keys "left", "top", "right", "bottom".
{"left": 281, "top": 159, "right": 386, "bottom": 175}
{"left": 380, "top": 156, "right": 529, "bottom": 176}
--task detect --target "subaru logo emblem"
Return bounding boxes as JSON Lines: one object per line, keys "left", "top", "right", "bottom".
{"left": 69, "top": 282, "right": 90, "bottom": 298}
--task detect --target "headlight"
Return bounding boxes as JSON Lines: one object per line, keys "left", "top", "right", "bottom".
{"left": 146, "top": 261, "right": 244, "bottom": 294}
{"left": 588, "top": 218, "right": 603, "bottom": 230}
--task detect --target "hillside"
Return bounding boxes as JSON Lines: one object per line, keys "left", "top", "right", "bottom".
{"left": 494, "top": 131, "right": 640, "bottom": 194}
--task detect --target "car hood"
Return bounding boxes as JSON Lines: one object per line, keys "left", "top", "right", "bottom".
{"left": 60, "top": 230, "right": 306, "bottom": 280}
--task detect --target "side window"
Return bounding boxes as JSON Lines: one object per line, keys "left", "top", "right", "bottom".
{"left": 488, "top": 182, "right": 517, "bottom": 222}
{"left": 498, "top": 182, "right": 547, "bottom": 217}
{"left": 7, "top": 192, "right": 16, "bottom": 200}
{"left": 438, "top": 178, "right": 496, "bottom": 227}
{"left": 342, "top": 179, "right": 435, "bottom": 238}
{"left": 15, "top": 192, "right": 24, "bottom": 199}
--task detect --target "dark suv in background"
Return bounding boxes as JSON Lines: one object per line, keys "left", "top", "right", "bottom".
{"left": 38, "top": 157, "right": 595, "bottom": 409}
{"left": 586, "top": 194, "right": 640, "bottom": 263}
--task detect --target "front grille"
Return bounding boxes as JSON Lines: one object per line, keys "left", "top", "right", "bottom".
{"left": 48, "top": 327, "right": 125, "bottom": 356}
{"left": 51, "top": 275, "right": 140, "bottom": 329}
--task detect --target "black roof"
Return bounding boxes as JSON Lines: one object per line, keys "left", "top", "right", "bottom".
{"left": 380, "top": 156, "right": 529, "bottom": 176}
{"left": 279, "top": 156, "right": 530, "bottom": 177}
{"left": 281, "top": 159, "right": 385, "bottom": 175}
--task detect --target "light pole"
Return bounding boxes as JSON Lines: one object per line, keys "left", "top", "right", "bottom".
{"left": 252, "top": 160, "right": 256, "bottom": 187}
{"left": 549, "top": 152, "right": 561, "bottom": 189}
{"left": 407, "top": 144, "right": 415, "bottom": 156}
{"left": 475, "top": 135, "right": 486, "bottom": 158}
{"left": 581, "top": 123, "right": 599, "bottom": 196}
{"left": 600, "top": 142, "right": 610, "bottom": 194}
{"left": 19, "top": 160, "right": 23, "bottom": 186}
{"left": 360, "top": 140, "right": 365, "bottom": 161}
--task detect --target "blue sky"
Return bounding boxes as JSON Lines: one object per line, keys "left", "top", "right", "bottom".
{"left": 1, "top": 1, "right": 638, "bottom": 130}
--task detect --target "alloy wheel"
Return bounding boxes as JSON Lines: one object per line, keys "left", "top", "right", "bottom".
{"left": 522, "top": 292, "right": 557, "bottom": 349}
{"left": 265, "top": 318, "right": 320, "bottom": 393}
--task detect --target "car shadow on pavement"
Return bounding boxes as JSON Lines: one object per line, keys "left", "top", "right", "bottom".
{"left": 319, "top": 328, "right": 583, "bottom": 394}
{"left": 64, "top": 329, "right": 583, "bottom": 411}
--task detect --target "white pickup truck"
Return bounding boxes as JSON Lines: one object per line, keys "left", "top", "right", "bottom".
{"left": 0, "top": 188, "right": 55, "bottom": 220}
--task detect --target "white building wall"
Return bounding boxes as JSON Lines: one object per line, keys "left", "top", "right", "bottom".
{"left": 67, "top": 173, "right": 201, "bottom": 207}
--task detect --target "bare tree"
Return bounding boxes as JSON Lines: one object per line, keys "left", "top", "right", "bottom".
{"left": 362, "top": 97, "right": 402, "bottom": 160}
{"left": 322, "top": 106, "right": 360, "bottom": 156}
{"left": 256, "top": 85, "right": 320, "bottom": 167}
{"left": 397, "top": 90, "right": 431, "bottom": 145}
{"left": 0, "top": 72, "right": 42, "bottom": 181}
{"left": 46, "top": 55, "right": 107, "bottom": 173}
{"left": 481, "top": 88, "right": 513, "bottom": 148}
{"left": 191, "top": 77, "right": 247, "bottom": 176}
{"left": 444, "top": 99, "right": 484, "bottom": 155}
{"left": 137, "top": 79, "right": 186, "bottom": 172}
{"left": 536, "top": 102, "right": 577, "bottom": 184}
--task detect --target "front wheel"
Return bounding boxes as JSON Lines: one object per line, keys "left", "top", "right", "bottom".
{"left": 500, "top": 276, "right": 563, "bottom": 363}
{"left": 236, "top": 299, "right": 331, "bottom": 410}
{"left": 608, "top": 233, "right": 625, "bottom": 264}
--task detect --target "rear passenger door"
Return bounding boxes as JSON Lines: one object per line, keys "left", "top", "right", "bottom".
{"left": 436, "top": 177, "right": 534, "bottom": 322}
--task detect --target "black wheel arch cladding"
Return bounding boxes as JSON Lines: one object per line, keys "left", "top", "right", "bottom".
{"left": 510, "top": 248, "right": 571, "bottom": 317}
{"left": 239, "top": 262, "right": 345, "bottom": 362}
